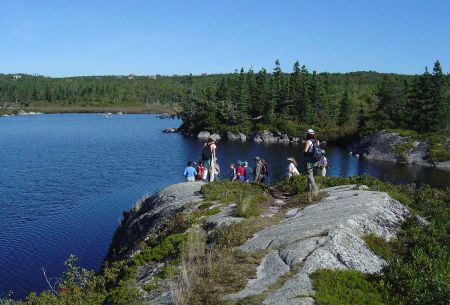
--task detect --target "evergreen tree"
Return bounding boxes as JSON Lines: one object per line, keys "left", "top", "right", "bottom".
{"left": 339, "top": 90, "right": 352, "bottom": 125}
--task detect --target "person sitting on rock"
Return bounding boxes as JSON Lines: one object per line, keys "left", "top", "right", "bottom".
{"left": 184, "top": 161, "right": 197, "bottom": 182}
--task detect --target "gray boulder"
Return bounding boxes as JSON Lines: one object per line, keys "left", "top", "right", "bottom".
{"left": 254, "top": 135, "right": 263, "bottom": 143}
{"left": 279, "top": 133, "right": 290, "bottom": 144}
{"left": 197, "top": 131, "right": 210, "bottom": 140}
{"left": 236, "top": 132, "right": 247, "bottom": 141}
{"left": 227, "top": 132, "right": 238, "bottom": 140}
{"left": 210, "top": 133, "right": 221, "bottom": 141}
{"left": 226, "top": 185, "right": 410, "bottom": 304}
{"left": 260, "top": 130, "right": 277, "bottom": 143}
{"left": 163, "top": 128, "right": 177, "bottom": 133}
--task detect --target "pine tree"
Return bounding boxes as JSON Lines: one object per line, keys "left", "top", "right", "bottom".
{"left": 429, "top": 60, "right": 448, "bottom": 132}
{"left": 339, "top": 90, "right": 352, "bottom": 125}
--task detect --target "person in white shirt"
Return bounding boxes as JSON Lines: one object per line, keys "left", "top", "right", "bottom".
{"left": 286, "top": 157, "right": 300, "bottom": 177}
{"left": 319, "top": 150, "right": 328, "bottom": 177}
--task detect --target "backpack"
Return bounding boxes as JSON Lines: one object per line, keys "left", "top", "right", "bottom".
{"left": 202, "top": 144, "right": 212, "bottom": 160}
{"left": 310, "top": 140, "right": 324, "bottom": 162}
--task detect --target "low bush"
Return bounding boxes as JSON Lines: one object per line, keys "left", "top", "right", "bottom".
{"left": 311, "top": 269, "right": 384, "bottom": 305}
{"left": 363, "top": 234, "right": 394, "bottom": 261}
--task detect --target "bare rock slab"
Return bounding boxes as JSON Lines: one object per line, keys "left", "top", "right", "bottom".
{"left": 227, "top": 185, "right": 409, "bottom": 304}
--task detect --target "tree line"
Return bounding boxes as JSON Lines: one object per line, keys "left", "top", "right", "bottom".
{"left": 180, "top": 60, "right": 450, "bottom": 136}
{"left": 1, "top": 60, "right": 449, "bottom": 136}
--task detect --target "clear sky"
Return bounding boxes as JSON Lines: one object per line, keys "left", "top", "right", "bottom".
{"left": 1, "top": 0, "right": 449, "bottom": 76}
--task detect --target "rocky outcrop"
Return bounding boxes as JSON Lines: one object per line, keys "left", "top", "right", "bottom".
{"left": 355, "top": 130, "right": 450, "bottom": 170}
{"left": 163, "top": 128, "right": 178, "bottom": 133}
{"left": 107, "top": 183, "right": 411, "bottom": 304}
{"left": 227, "top": 185, "right": 409, "bottom": 304}
{"left": 106, "top": 182, "right": 204, "bottom": 261}
{"left": 250, "top": 131, "right": 301, "bottom": 144}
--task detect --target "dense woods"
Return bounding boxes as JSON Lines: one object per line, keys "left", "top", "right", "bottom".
{"left": 1, "top": 60, "right": 449, "bottom": 137}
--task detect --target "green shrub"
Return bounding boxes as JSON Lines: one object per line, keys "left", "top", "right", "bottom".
{"left": 132, "top": 233, "right": 187, "bottom": 266}
{"left": 311, "top": 269, "right": 384, "bottom": 305}
{"left": 363, "top": 234, "right": 394, "bottom": 261}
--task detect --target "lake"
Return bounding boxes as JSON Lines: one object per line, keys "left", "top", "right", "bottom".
{"left": 1, "top": 113, "right": 449, "bottom": 299}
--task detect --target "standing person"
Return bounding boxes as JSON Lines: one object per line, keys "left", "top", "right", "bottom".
{"left": 243, "top": 161, "right": 253, "bottom": 182}
{"left": 213, "top": 159, "right": 221, "bottom": 180}
{"left": 286, "top": 157, "right": 300, "bottom": 177}
{"left": 319, "top": 150, "right": 328, "bottom": 177}
{"left": 201, "top": 137, "right": 217, "bottom": 182}
{"left": 229, "top": 163, "right": 237, "bottom": 181}
{"left": 236, "top": 161, "right": 245, "bottom": 182}
{"left": 184, "top": 161, "right": 197, "bottom": 182}
{"left": 304, "top": 129, "right": 320, "bottom": 193}
{"left": 254, "top": 157, "right": 263, "bottom": 183}
{"left": 261, "top": 159, "right": 270, "bottom": 184}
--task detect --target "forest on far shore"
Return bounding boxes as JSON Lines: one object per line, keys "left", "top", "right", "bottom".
{"left": 1, "top": 60, "right": 449, "bottom": 139}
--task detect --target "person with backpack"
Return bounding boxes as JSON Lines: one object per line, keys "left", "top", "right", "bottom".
{"left": 243, "top": 161, "right": 253, "bottom": 182}
{"left": 304, "top": 129, "right": 322, "bottom": 193}
{"left": 201, "top": 137, "right": 217, "bottom": 182}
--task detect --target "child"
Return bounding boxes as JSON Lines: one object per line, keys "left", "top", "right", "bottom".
{"left": 184, "top": 161, "right": 197, "bottom": 182}
{"left": 196, "top": 161, "right": 205, "bottom": 181}
{"left": 236, "top": 161, "right": 245, "bottom": 182}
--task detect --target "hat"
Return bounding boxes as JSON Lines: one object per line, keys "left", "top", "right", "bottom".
{"left": 307, "top": 129, "right": 314, "bottom": 135}
{"left": 287, "top": 157, "right": 293, "bottom": 161}
{"left": 255, "top": 156, "right": 260, "bottom": 161}
{"left": 237, "top": 160, "right": 242, "bottom": 165}
{"left": 244, "top": 161, "right": 248, "bottom": 166}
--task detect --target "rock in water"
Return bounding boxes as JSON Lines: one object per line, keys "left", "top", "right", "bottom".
{"left": 226, "top": 131, "right": 238, "bottom": 140}
{"left": 197, "top": 131, "right": 210, "bottom": 140}
{"left": 236, "top": 132, "right": 247, "bottom": 141}
{"left": 226, "top": 185, "right": 409, "bottom": 304}
{"left": 210, "top": 133, "right": 221, "bottom": 141}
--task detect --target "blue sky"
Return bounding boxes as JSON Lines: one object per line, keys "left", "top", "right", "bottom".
{"left": 1, "top": 0, "right": 449, "bottom": 76}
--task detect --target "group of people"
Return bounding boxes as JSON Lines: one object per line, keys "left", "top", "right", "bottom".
{"left": 183, "top": 129, "right": 328, "bottom": 192}
{"left": 228, "top": 157, "right": 270, "bottom": 183}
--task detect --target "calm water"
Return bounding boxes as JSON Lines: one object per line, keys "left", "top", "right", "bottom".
{"left": 1, "top": 114, "right": 449, "bottom": 299}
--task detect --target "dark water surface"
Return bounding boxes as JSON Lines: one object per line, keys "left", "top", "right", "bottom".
{"left": 1, "top": 114, "right": 449, "bottom": 299}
